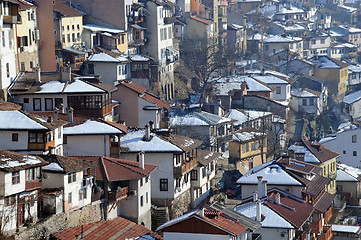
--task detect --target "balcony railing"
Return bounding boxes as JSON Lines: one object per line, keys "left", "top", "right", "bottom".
{"left": 164, "top": 17, "right": 176, "bottom": 24}
{"left": 128, "top": 39, "right": 145, "bottom": 46}
{"left": 108, "top": 186, "right": 129, "bottom": 202}
{"left": 25, "top": 180, "right": 42, "bottom": 191}
{"left": 328, "top": 171, "right": 337, "bottom": 180}
{"left": 318, "top": 225, "right": 332, "bottom": 240}
{"left": 3, "top": 15, "right": 21, "bottom": 24}
{"left": 312, "top": 218, "right": 323, "bottom": 233}
{"left": 174, "top": 158, "right": 198, "bottom": 178}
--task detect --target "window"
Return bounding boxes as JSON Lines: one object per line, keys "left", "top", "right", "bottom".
{"left": 343, "top": 150, "right": 346, "bottom": 154}
{"left": 77, "top": 24, "right": 80, "bottom": 30}
{"left": 353, "top": 151, "right": 357, "bottom": 156}
{"left": 68, "top": 172, "right": 76, "bottom": 183}
{"left": 28, "top": 132, "right": 43, "bottom": 143}
{"left": 309, "top": 99, "right": 314, "bottom": 105}
{"left": 67, "top": 25, "right": 70, "bottom": 31}
{"left": 191, "top": 170, "right": 197, "bottom": 180}
{"left": 63, "top": 136, "right": 67, "bottom": 144}
{"left": 140, "top": 195, "right": 144, "bottom": 207}
{"left": 12, "top": 171, "right": 20, "bottom": 184}
{"left": 45, "top": 98, "right": 53, "bottom": 111}
{"left": 246, "top": 143, "right": 249, "bottom": 152}
{"left": 302, "top": 99, "right": 307, "bottom": 106}
{"left": 12, "top": 133, "right": 18, "bottom": 142}
{"left": 146, "top": 192, "right": 148, "bottom": 204}
{"left": 276, "top": 87, "right": 281, "bottom": 94}
{"left": 72, "top": 33, "right": 75, "bottom": 42}
{"left": 33, "top": 98, "right": 41, "bottom": 111}
{"left": 160, "top": 178, "right": 168, "bottom": 191}
{"left": 2, "top": 31, "right": 6, "bottom": 47}
{"left": 202, "top": 167, "right": 207, "bottom": 179}
{"left": 4, "top": 196, "right": 16, "bottom": 207}
{"left": 140, "top": 177, "right": 143, "bottom": 187}
{"left": 77, "top": 33, "right": 80, "bottom": 40}
{"left": 68, "top": 192, "right": 72, "bottom": 203}
{"left": 26, "top": 168, "right": 40, "bottom": 181}
{"left": 67, "top": 34, "right": 70, "bottom": 42}
{"left": 352, "top": 135, "right": 357, "bottom": 143}
{"left": 72, "top": 25, "right": 75, "bottom": 30}
{"left": 6, "top": 63, "right": 9, "bottom": 78}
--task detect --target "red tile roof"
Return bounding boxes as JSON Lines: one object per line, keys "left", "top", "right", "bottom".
{"left": 265, "top": 192, "right": 313, "bottom": 229}
{"left": 119, "top": 80, "right": 146, "bottom": 94}
{"left": 53, "top": 0, "right": 84, "bottom": 17}
{"left": 16, "top": 0, "right": 36, "bottom": 10}
{"left": 191, "top": 16, "right": 214, "bottom": 25}
{"left": 0, "top": 99, "right": 22, "bottom": 110}
{"left": 200, "top": 211, "right": 248, "bottom": 236}
{"left": 142, "top": 93, "right": 170, "bottom": 109}
{"left": 71, "top": 156, "right": 157, "bottom": 181}
{"left": 302, "top": 139, "right": 340, "bottom": 163}
{"left": 50, "top": 217, "right": 162, "bottom": 240}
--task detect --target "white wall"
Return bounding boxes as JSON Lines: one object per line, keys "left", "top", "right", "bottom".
{"left": 42, "top": 172, "right": 65, "bottom": 189}
{"left": 271, "top": 84, "right": 290, "bottom": 101}
{"left": 64, "top": 134, "right": 109, "bottom": 156}
{"left": 138, "top": 97, "right": 161, "bottom": 129}
{"left": 0, "top": 25, "right": 17, "bottom": 91}
{"left": 254, "top": 228, "right": 295, "bottom": 240}
{"left": 4, "top": 171, "right": 26, "bottom": 196}
{"left": 13, "top": 94, "right": 67, "bottom": 113}
{"left": 0, "top": 130, "right": 28, "bottom": 150}
{"left": 241, "top": 184, "right": 303, "bottom": 199}
{"left": 349, "top": 100, "right": 361, "bottom": 120}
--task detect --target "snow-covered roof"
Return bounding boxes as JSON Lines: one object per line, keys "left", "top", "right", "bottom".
{"left": 343, "top": 90, "right": 361, "bottom": 104}
{"left": 288, "top": 144, "right": 320, "bottom": 163}
{"left": 87, "top": 52, "right": 128, "bottom": 62}
{"left": 308, "top": 56, "right": 344, "bottom": 69}
{"left": 329, "top": 30, "right": 343, "bottom": 37}
{"left": 42, "top": 162, "right": 64, "bottom": 172}
{"left": 319, "top": 136, "right": 336, "bottom": 144}
{"left": 291, "top": 89, "right": 318, "bottom": 98}
{"left": 35, "top": 80, "right": 105, "bottom": 94}
{"left": 233, "top": 131, "right": 265, "bottom": 142}
{"left": 337, "top": 122, "right": 357, "bottom": 131}
{"left": 130, "top": 55, "right": 150, "bottom": 62}
{"left": 332, "top": 224, "right": 361, "bottom": 234}
{"left": 212, "top": 76, "right": 271, "bottom": 95}
{"left": 264, "top": 35, "right": 290, "bottom": 43}
{"left": 170, "top": 111, "right": 232, "bottom": 127}
{"left": 0, "top": 111, "right": 48, "bottom": 130}
{"left": 349, "top": 64, "right": 361, "bottom": 73}
{"left": 119, "top": 130, "right": 183, "bottom": 152}
{"left": 252, "top": 75, "right": 289, "bottom": 85}
{"left": 336, "top": 169, "right": 358, "bottom": 182}
{"left": 273, "top": 21, "right": 305, "bottom": 31}
{"left": 225, "top": 109, "right": 248, "bottom": 126}
{"left": 338, "top": 5, "right": 358, "bottom": 13}
{"left": 0, "top": 155, "right": 42, "bottom": 170}
{"left": 83, "top": 24, "right": 125, "bottom": 34}
{"left": 235, "top": 202, "right": 294, "bottom": 229}
{"left": 237, "top": 164, "right": 302, "bottom": 185}
{"left": 337, "top": 163, "right": 361, "bottom": 180}
{"left": 333, "top": 43, "right": 357, "bottom": 48}
{"left": 247, "top": 33, "right": 268, "bottom": 41}
{"left": 64, "top": 120, "right": 124, "bottom": 135}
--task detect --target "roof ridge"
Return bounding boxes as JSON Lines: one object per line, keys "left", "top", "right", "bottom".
{"left": 103, "top": 157, "right": 148, "bottom": 178}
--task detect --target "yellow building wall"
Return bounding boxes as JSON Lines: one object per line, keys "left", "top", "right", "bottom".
{"left": 320, "top": 158, "right": 337, "bottom": 194}
{"left": 60, "top": 16, "right": 83, "bottom": 48}
{"left": 116, "top": 32, "right": 127, "bottom": 54}
{"left": 314, "top": 67, "right": 347, "bottom": 98}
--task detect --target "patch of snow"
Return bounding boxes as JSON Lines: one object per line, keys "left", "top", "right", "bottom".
{"left": 343, "top": 90, "right": 361, "bottom": 104}
{"left": 43, "top": 162, "right": 64, "bottom": 172}
{"left": 332, "top": 224, "right": 361, "bottom": 234}
{"left": 0, "top": 155, "right": 42, "bottom": 169}
{"left": 0, "top": 111, "right": 47, "bottom": 130}
{"left": 288, "top": 144, "right": 320, "bottom": 163}
{"left": 64, "top": 120, "right": 123, "bottom": 135}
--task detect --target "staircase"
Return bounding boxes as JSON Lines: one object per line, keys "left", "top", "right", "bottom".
{"left": 152, "top": 205, "right": 169, "bottom": 226}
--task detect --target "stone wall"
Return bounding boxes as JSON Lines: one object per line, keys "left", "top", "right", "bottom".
{"left": 14, "top": 203, "right": 103, "bottom": 240}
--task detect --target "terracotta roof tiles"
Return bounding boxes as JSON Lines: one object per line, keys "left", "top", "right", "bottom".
{"left": 53, "top": 0, "right": 84, "bottom": 17}
{"left": 302, "top": 139, "right": 340, "bottom": 163}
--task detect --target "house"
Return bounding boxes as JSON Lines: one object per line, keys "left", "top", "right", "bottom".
{"left": 72, "top": 155, "right": 157, "bottom": 229}
{"left": 336, "top": 163, "right": 361, "bottom": 204}
{"left": 15, "top": 0, "right": 39, "bottom": 72}
{"left": 251, "top": 74, "right": 292, "bottom": 101}
{"left": 303, "top": 31, "right": 330, "bottom": 59}
{"left": 234, "top": 188, "right": 314, "bottom": 240}
{"left": 333, "top": 25, "right": 361, "bottom": 52}
{"left": 243, "top": 94, "right": 289, "bottom": 119}
{"left": 288, "top": 139, "right": 339, "bottom": 194}
{"left": 227, "top": 23, "right": 247, "bottom": 55}
{"left": 319, "top": 123, "right": 361, "bottom": 168}
{"left": 113, "top": 80, "right": 169, "bottom": 128}
{"left": 308, "top": 55, "right": 348, "bottom": 99}
{"left": 184, "top": 16, "right": 216, "bottom": 53}
{"left": 278, "top": 57, "right": 315, "bottom": 77}
{"left": 0, "top": 0, "right": 19, "bottom": 99}
{"left": 229, "top": 128, "right": 267, "bottom": 174}
{"left": 170, "top": 109, "right": 233, "bottom": 151}
{"left": 343, "top": 90, "right": 361, "bottom": 120}
{"left": 0, "top": 150, "right": 47, "bottom": 233}
{"left": 9, "top": 72, "right": 117, "bottom": 120}
{"left": 314, "top": 8, "right": 333, "bottom": 30}
{"left": 263, "top": 35, "right": 303, "bottom": 58}
{"left": 119, "top": 128, "right": 216, "bottom": 221}
{"left": 157, "top": 203, "right": 261, "bottom": 240}
{"left": 40, "top": 155, "right": 95, "bottom": 214}
{"left": 35, "top": 111, "right": 127, "bottom": 157}
{"left": 50, "top": 216, "right": 162, "bottom": 240}
{"left": 348, "top": 64, "right": 361, "bottom": 87}
{"left": 290, "top": 88, "right": 324, "bottom": 115}
{"left": 329, "top": 43, "right": 358, "bottom": 62}
{"left": 268, "top": 21, "right": 307, "bottom": 38}
{"left": 0, "top": 109, "right": 66, "bottom": 155}
{"left": 234, "top": 0, "right": 263, "bottom": 14}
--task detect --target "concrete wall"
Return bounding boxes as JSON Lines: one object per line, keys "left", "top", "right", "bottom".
{"left": 14, "top": 94, "right": 67, "bottom": 113}
{"left": 138, "top": 97, "right": 161, "bottom": 129}
{"left": 1, "top": 25, "right": 17, "bottom": 90}
{"left": 254, "top": 228, "right": 295, "bottom": 240}
{"left": 0, "top": 130, "right": 29, "bottom": 151}
{"left": 64, "top": 134, "right": 110, "bottom": 157}
{"left": 349, "top": 100, "right": 361, "bottom": 120}
{"left": 113, "top": 84, "right": 139, "bottom": 127}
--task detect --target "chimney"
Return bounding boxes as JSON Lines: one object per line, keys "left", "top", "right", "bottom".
{"left": 205, "top": 96, "right": 209, "bottom": 103}
{"left": 253, "top": 191, "right": 258, "bottom": 202}
{"left": 59, "top": 103, "right": 65, "bottom": 114}
{"left": 149, "top": 121, "right": 154, "bottom": 131}
{"left": 67, "top": 107, "right": 74, "bottom": 123}
{"left": 47, "top": 116, "right": 53, "bottom": 123}
{"left": 276, "top": 3, "right": 280, "bottom": 12}
{"left": 261, "top": 68, "right": 265, "bottom": 76}
{"left": 200, "top": 208, "right": 205, "bottom": 218}
{"left": 257, "top": 176, "right": 263, "bottom": 198}
{"left": 139, "top": 151, "right": 145, "bottom": 169}
{"left": 256, "top": 200, "right": 262, "bottom": 222}
{"left": 261, "top": 180, "right": 267, "bottom": 198}
{"left": 35, "top": 67, "right": 41, "bottom": 83}
{"left": 276, "top": 192, "right": 281, "bottom": 204}
{"left": 144, "top": 124, "right": 150, "bottom": 141}
{"left": 54, "top": 108, "right": 59, "bottom": 120}
{"left": 216, "top": 99, "right": 222, "bottom": 116}
{"left": 62, "top": 65, "right": 72, "bottom": 82}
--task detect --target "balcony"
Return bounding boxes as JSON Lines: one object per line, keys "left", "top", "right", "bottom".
{"left": 174, "top": 158, "right": 198, "bottom": 178}
{"left": 25, "top": 179, "right": 42, "bottom": 191}
{"left": 164, "top": 17, "right": 176, "bottom": 24}
{"left": 128, "top": 39, "right": 145, "bottom": 47}
{"left": 328, "top": 171, "right": 337, "bottom": 180}
{"left": 318, "top": 225, "right": 332, "bottom": 240}
{"left": 312, "top": 218, "right": 323, "bottom": 233}
{"left": 108, "top": 186, "right": 129, "bottom": 202}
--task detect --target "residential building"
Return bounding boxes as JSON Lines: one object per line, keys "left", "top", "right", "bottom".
{"left": 288, "top": 139, "right": 339, "bottom": 194}
{"left": 170, "top": 109, "right": 233, "bottom": 151}
{"left": 72, "top": 155, "right": 157, "bottom": 229}
{"left": 40, "top": 155, "right": 95, "bottom": 213}
{"left": 348, "top": 64, "right": 361, "bottom": 87}
{"left": 308, "top": 55, "right": 348, "bottom": 100}
{"left": 119, "top": 129, "right": 213, "bottom": 221}
{"left": 336, "top": 163, "right": 361, "bottom": 204}
{"left": 157, "top": 203, "right": 261, "bottom": 240}
{"left": 251, "top": 74, "right": 292, "bottom": 101}
{"left": 303, "top": 31, "right": 330, "bottom": 59}
{"left": 0, "top": 0, "right": 19, "bottom": 100}
{"left": 0, "top": 150, "right": 47, "bottom": 233}
{"left": 343, "top": 90, "right": 361, "bottom": 120}
{"left": 15, "top": 0, "right": 39, "bottom": 72}
{"left": 227, "top": 23, "right": 247, "bottom": 55}
{"left": 263, "top": 35, "right": 303, "bottom": 58}
{"left": 229, "top": 128, "right": 267, "bottom": 174}
{"left": 333, "top": 25, "right": 361, "bottom": 51}
{"left": 113, "top": 80, "right": 169, "bottom": 128}
{"left": 314, "top": 8, "right": 333, "bottom": 30}
{"left": 329, "top": 43, "right": 358, "bottom": 62}
{"left": 0, "top": 109, "right": 65, "bottom": 155}
{"left": 9, "top": 72, "right": 117, "bottom": 120}
{"left": 50, "top": 217, "right": 162, "bottom": 240}
{"left": 290, "top": 88, "right": 324, "bottom": 115}
{"left": 320, "top": 123, "right": 361, "bottom": 168}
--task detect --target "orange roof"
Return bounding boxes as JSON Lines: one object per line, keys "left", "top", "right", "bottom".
{"left": 53, "top": 0, "right": 84, "bottom": 17}
{"left": 119, "top": 80, "right": 146, "bottom": 94}
{"left": 16, "top": 0, "right": 36, "bottom": 10}
{"left": 50, "top": 217, "right": 162, "bottom": 240}
{"left": 191, "top": 16, "right": 214, "bottom": 25}
{"left": 142, "top": 93, "right": 170, "bottom": 109}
